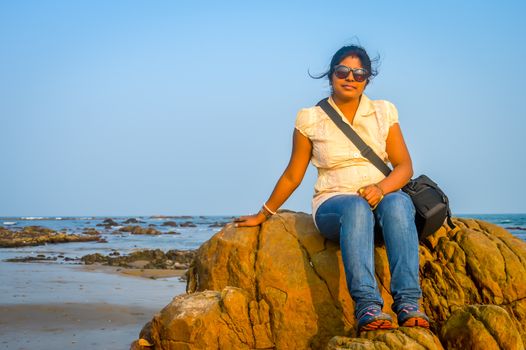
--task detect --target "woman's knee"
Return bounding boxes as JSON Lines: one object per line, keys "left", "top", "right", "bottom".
{"left": 315, "top": 212, "right": 341, "bottom": 241}
{"left": 340, "top": 195, "right": 371, "bottom": 219}
{"left": 377, "top": 191, "right": 415, "bottom": 219}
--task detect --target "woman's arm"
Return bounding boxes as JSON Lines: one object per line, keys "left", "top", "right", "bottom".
{"left": 234, "top": 129, "right": 312, "bottom": 227}
{"left": 358, "top": 123, "right": 413, "bottom": 206}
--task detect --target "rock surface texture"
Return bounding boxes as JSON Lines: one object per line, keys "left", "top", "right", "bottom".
{"left": 132, "top": 212, "right": 526, "bottom": 349}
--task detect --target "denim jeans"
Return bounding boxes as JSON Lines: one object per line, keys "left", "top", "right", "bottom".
{"left": 314, "top": 191, "right": 422, "bottom": 318}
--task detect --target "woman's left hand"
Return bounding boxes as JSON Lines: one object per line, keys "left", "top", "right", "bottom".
{"left": 358, "top": 184, "right": 384, "bottom": 209}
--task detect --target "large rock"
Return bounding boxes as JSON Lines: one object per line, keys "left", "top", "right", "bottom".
{"left": 440, "top": 305, "right": 524, "bottom": 350}
{"left": 137, "top": 287, "right": 272, "bottom": 349}
{"left": 419, "top": 218, "right": 526, "bottom": 335}
{"left": 326, "top": 327, "right": 444, "bottom": 350}
{"left": 132, "top": 212, "right": 526, "bottom": 349}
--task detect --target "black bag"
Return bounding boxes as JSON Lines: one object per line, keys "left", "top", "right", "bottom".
{"left": 401, "top": 175, "right": 453, "bottom": 237}
{"left": 316, "top": 98, "right": 455, "bottom": 239}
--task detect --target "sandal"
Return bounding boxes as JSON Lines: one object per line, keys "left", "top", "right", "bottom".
{"left": 396, "top": 304, "right": 430, "bottom": 328}
{"left": 357, "top": 305, "right": 396, "bottom": 332}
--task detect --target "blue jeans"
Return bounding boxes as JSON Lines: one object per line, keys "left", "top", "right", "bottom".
{"left": 314, "top": 191, "right": 422, "bottom": 317}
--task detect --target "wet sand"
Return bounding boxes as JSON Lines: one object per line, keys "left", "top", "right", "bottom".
{"left": 0, "top": 303, "right": 158, "bottom": 349}
{"left": 82, "top": 263, "right": 187, "bottom": 279}
{"left": 0, "top": 262, "right": 186, "bottom": 349}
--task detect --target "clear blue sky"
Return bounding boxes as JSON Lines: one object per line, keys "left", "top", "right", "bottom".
{"left": 1, "top": 0, "right": 525, "bottom": 216}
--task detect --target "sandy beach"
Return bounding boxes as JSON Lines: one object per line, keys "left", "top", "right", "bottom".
{"left": 0, "top": 215, "right": 225, "bottom": 349}
{"left": 0, "top": 262, "right": 186, "bottom": 350}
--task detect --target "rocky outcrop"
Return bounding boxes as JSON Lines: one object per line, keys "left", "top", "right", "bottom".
{"left": 440, "top": 305, "right": 524, "bottom": 350}
{"left": 116, "top": 224, "right": 181, "bottom": 235}
{"left": 132, "top": 212, "right": 526, "bottom": 349}
{"left": 82, "top": 249, "right": 196, "bottom": 270}
{"left": 124, "top": 218, "right": 145, "bottom": 224}
{"left": 135, "top": 287, "right": 273, "bottom": 349}
{"left": 118, "top": 225, "right": 163, "bottom": 235}
{"left": 179, "top": 221, "right": 197, "bottom": 228}
{"left": 0, "top": 226, "right": 101, "bottom": 247}
{"left": 161, "top": 221, "right": 179, "bottom": 227}
{"left": 82, "top": 228, "right": 101, "bottom": 235}
{"left": 326, "top": 328, "right": 444, "bottom": 350}
{"left": 96, "top": 218, "right": 120, "bottom": 228}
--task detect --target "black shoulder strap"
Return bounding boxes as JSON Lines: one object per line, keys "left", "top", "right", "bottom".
{"left": 316, "top": 98, "right": 392, "bottom": 176}
{"left": 317, "top": 98, "right": 456, "bottom": 231}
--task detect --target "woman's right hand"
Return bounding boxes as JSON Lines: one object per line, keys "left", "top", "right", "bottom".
{"left": 232, "top": 211, "right": 267, "bottom": 227}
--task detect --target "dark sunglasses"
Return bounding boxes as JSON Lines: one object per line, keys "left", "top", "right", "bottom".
{"left": 333, "top": 65, "right": 369, "bottom": 82}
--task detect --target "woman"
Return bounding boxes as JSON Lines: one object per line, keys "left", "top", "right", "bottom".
{"left": 233, "top": 45, "right": 430, "bottom": 332}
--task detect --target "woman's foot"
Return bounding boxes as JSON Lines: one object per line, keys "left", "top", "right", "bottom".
{"left": 357, "top": 305, "right": 396, "bottom": 332}
{"left": 396, "top": 304, "right": 430, "bottom": 328}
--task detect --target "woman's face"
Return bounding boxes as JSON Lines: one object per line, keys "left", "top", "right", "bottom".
{"left": 331, "top": 55, "right": 367, "bottom": 101}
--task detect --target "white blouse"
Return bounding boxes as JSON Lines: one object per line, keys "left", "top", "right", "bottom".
{"left": 294, "top": 94, "right": 400, "bottom": 219}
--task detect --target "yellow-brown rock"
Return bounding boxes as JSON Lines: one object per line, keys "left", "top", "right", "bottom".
{"left": 420, "top": 218, "right": 526, "bottom": 339}
{"left": 136, "top": 286, "right": 272, "bottom": 349}
{"left": 326, "top": 327, "right": 444, "bottom": 350}
{"left": 440, "top": 305, "right": 524, "bottom": 350}
{"left": 134, "top": 212, "right": 526, "bottom": 349}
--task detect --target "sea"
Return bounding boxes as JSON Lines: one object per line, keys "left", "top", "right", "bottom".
{"left": 0, "top": 214, "right": 525, "bottom": 264}
{"left": 0, "top": 215, "right": 233, "bottom": 263}
{"left": 457, "top": 213, "right": 526, "bottom": 241}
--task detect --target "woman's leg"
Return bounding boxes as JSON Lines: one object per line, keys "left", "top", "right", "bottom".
{"left": 315, "top": 194, "right": 384, "bottom": 315}
{"left": 374, "top": 191, "right": 428, "bottom": 327}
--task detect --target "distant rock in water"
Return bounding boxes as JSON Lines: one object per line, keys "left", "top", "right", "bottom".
{"left": 161, "top": 221, "right": 178, "bottom": 227}
{"left": 131, "top": 212, "right": 526, "bottom": 350}
{"left": 150, "top": 215, "right": 193, "bottom": 219}
{"left": 123, "top": 218, "right": 145, "bottom": 224}
{"left": 109, "top": 249, "right": 120, "bottom": 256}
{"left": 0, "top": 226, "right": 101, "bottom": 248}
{"left": 81, "top": 249, "right": 196, "bottom": 270}
{"left": 507, "top": 226, "right": 526, "bottom": 231}
{"left": 117, "top": 225, "right": 162, "bottom": 235}
{"left": 5, "top": 255, "right": 58, "bottom": 263}
{"left": 96, "top": 218, "right": 120, "bottom": 229}
{"left": 82, "top": 228, "right": 101, "bottom": 235}
{"left": 179, "top": 221, "right": 197, "bottom": 228}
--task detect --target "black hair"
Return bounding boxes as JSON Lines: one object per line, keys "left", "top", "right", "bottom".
{"left": 310, "top": 44, "right": 380, "bottom": 86}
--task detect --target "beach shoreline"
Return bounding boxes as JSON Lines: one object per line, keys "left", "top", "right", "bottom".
{"left": 0, "top": 261, "right": 187, "bottom": 350}
{"left": 81, "top": 262, "right": 187, "bottom": 279}
{"left": 0, "top": 302, "right": 159, "bottom": 350}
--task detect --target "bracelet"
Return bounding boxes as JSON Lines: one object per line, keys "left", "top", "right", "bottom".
{"left": 259, "top": 208, "right": 272, "bottom": 219}
{"left": 263, "top": 203, "right": 276, "bottom": 216}
{"left": 370, "top": 184, "right": 385, "bottom": 211}
{"left": 373, "top": 183, "right": 384, "bottom": 195}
